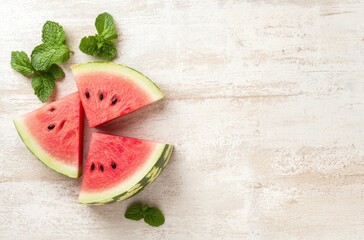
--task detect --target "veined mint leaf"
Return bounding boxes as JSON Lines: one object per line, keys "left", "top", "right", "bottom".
{"left": 31, "top": 43, "right": 70, "bottom": 71}
{"left": 95, "top": 12, "right": 117, "bottom": 41}
{"left": 42, "top": 21, "right": 66, "bottom": 45}
{"left": 96, "top": 42, "right": 117, "bottom": 60}
{"left": 10, "top": 51, "right": 36, "bottom": 77}
{"left": 31, "top": 74, "right": 55, "bottom": 102}
{"left": 79, "top": 35, "right": 98, "bottom": 55}
{"left": 143, "top": 207, "right": 165, "bottom": 227}
{"left": 48, "top": 64, "right": 65, "bottom": 81}
{"left": 124, "top": 203, "right": 144, "bottom": 221}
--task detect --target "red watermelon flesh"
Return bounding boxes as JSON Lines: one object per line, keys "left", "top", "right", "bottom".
{"left": 13, "top": 92, "right": 84, "bottom": 178}
{"left": 71, "top": 62, "right": 164, "bottom": 128}
{"left": 79, "top": 132, "right": 173, "bottom": 204}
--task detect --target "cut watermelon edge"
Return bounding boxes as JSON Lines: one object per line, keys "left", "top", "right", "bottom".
{"left": 13, "top": 117, "right": 81, "bottom": 178}
{"left": 71, "top": 62, "right": 165, "bottom": 102}
{"left": 78, "top": 144, "right": 174, "bottom": 205}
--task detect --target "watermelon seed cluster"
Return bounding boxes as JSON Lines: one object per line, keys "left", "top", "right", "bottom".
{"left": 90, "top": 161, "right": 118, "bottom": 173}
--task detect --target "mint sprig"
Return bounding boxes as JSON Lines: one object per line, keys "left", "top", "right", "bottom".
{"left": 79, "top": 12, "right": 118, "bottom": 60}
{"left": 125, "top": 203, "right": 165, "bottom": 227}
{"left": 10, "top": 21, "right": 71, "bottom": 102}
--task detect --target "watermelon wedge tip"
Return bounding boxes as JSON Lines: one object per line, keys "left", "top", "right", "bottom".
{"left": 13, "top": 92, "right": 83, "bottom": 178}
{"left": 71, "top": 62, "right": 165, "bottom": 128}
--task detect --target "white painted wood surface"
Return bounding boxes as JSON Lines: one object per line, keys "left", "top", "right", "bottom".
{"left": 1, "top": 0, "right": 364, "bottom": 239}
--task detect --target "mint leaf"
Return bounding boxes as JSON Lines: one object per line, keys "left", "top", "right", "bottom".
{"left": 42, "top": 21, "right": 66, "bottom": 45}
{"left": 31, "top": 74, "right": 55, "bottom": 102}
{"left": 124, "top": 203, "right": 144, "bottom": 221}
{"left": 48, "top": 64, "right": 65, "bottom": 81}
{"left": 31, "top": 43, "right": 70, "bottom": 71}
{"left": 95, "top": 12, "right": 117, "bottom": 40}
{"left": 96, "top": 42, "right": 117, "bottom": 60}
{"left": 79, "top": 35, "right": 98, "bottom": 55}
{"left": 144, "top": 207, "right": 165, "bottom": 227}
{"left": 10, "top": 51, "right": 36, "bottom": 77}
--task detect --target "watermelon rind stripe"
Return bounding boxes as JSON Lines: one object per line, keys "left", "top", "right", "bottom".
{"left": 13, "top": 118, "right": 80, "bottom": 178}
{"left": 78, "top": 144, "right": 173, "bottom": 205}
{"left": 113, "top": 144, "right": 173, "bottom": 203}
{"left": 70, "top": 62, "right": 164, "bottom": 101}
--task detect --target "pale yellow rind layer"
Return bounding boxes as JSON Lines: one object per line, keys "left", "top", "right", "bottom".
{"left": 13, "top": 118, "right": 80, "bottom": 178}
{"left": 78, "top": 143, "right": 167, "bottom": 204}
{"left": 70, "top": 62, "right": 164, "bottom": 101}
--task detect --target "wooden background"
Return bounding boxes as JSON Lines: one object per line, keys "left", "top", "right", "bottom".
{"left": 1, "top": 0, "right": 364, "bottom": 239}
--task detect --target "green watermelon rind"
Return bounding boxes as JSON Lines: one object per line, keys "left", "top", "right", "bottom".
{"left": 13, "top": 118, "right": 81, "bottom": 178}
{"left": 78, "top": 144, "right": 173, "bottom": 205}
{"left": 70, "top": 62, "right": 164, "bottom": 101}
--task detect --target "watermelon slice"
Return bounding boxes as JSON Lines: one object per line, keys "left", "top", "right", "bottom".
{"left": 13, "top": 92, "right": 84, "bottom": 178}
{"left": 79, "top": 132, "right": 173, "bottom": 204}
{"left": 71, "top": 62, "right": 164, "bottom": 128}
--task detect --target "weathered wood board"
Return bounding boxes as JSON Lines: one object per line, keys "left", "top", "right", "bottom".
{"left": 1, "top": 0, "right": 364, "bottom": 239}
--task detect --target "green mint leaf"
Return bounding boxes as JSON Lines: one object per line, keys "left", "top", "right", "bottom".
{"left": 143, "top": 207, "right": 165, "bottom": 227}
{"left": 79, "top": 35, "right": 98, "bottom": 55}
{"left": 10, "top": 51, "right": 36, "bottom": 77}
{"left": 47, "top": 64, "right": 65, "bottom": 81}
{"left": 42, "top": 21, "right": 66, "bottom": 45}
{"left": 31, "top": 74, "right": 55, "bottom": 102}
{"left": 31, "top": 43, "right": 70, "bottom": 71}
{"left": 95, "top": 12, "right": 117, "bottom": 41}
{"left": 96, "top": 42, "right": 117, "bottom": 60}
{"left": 124, "top": 203, "right": 144, "bottom": 221}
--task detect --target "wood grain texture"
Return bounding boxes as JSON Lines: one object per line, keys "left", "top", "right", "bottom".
{"left": 1, "top": 0, "right": 364, "bottom": 239}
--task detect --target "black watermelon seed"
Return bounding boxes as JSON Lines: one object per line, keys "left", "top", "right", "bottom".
{"left": 49, "top": 107, "right": 55, "bottom": 112}
{"left": 47, "top": 124, "right": 55, "bottom": 130}
{"left": 99, "top": 92, "right": 104, "bottom": 101}
{"left": 100, "top": 165, "right": 104, "bottom": 172}
{"left": 91, "top": 163, "right": 95, "bottom": 171}
{"left": 85, "top": 92, "right": 90, "bottom": 99}
{"left": 111, "top": 161, "right": 117, "bottom": 169}
{"left": 111, "top": 97, "right": 117, "bottom": 105}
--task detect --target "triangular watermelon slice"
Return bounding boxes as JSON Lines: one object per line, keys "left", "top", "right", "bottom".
{"left": 13, "top": 92, "right": 84, "bottom": 178}
{"left": 71, "top": 62, "right": 164, "bottom": 128}
{"left": 79, "top": 132, "right": 173, "bottom": 204}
